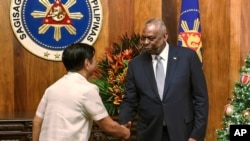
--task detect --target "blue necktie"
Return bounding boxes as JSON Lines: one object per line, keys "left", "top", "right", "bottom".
{"left": 156, "top": 56, "right": 165, "bottom": 100}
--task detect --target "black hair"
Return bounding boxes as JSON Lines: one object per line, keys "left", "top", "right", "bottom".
{"left": 62, "top": 43, "right": 95, "bottom": 72}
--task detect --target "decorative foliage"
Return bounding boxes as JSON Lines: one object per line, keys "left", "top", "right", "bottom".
{"left": 216, "top": 53, "right": 250, "bottom": 140}
{"left": 91, "top": 33, "right": 141, "bottom": 115}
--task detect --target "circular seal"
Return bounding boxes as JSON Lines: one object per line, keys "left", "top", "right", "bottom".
{"left": 10, "top": 0, "right": 103, "bottom": 61}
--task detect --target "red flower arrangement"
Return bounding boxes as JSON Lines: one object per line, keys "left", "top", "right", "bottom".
{"left": 91, "top": 33, "right": 141, "bottom": 115}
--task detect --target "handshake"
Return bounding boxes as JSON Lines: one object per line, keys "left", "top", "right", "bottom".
{"left": 121, "top": 121, "right": 132, "bottom": 140}
{"left": 96, "top": 116, "right": 132, "bottom": 140}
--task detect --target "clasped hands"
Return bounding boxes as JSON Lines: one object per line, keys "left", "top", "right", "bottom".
{"left": 121, "top": 121, "right": 132, "bottom": 140}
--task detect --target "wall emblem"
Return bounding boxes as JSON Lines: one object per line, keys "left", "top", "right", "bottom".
{"left": 178, "top": 18, "right": 202, "bottom": 53}
{"left": 10, "top": 0, "right": 103, "bottom": 61}
{"left": 178, "top": 0, "right": 203, "bottom": 62}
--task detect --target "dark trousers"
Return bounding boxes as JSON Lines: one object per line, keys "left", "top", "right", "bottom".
{"left": 162, "top": 126, "right": 171, "bottom": 141}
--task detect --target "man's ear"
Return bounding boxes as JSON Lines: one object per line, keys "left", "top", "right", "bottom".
{"left": 164, "top": 33, "right": 168, "bottom": 41}
{"left": 83, "top": 59, "right": 88, "bottom": 70}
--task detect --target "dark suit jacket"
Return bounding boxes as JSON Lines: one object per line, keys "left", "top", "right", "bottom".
{"left": 119, "top": 45, "right": 209, "bottom": 141}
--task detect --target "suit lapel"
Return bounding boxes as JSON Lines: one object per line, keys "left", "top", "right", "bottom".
{"left": 142, "top": 53, "right": 161, "bottom": 100}
{"left": 163, "top": 45, "right": 178, "bottom": 100}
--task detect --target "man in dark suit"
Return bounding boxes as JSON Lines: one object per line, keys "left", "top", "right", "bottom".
{"left": 119, "top": 18, "right": 209, "bottom": 141}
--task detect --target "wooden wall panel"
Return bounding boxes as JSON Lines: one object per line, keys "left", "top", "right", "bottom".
{"left": 240, "top": 1, "right": 250, "bottom": 66}
{"left": 6, "top": 0, "right": 162, "bottom": 113}
{"left": 162, "top": 0, "right": 178, "bottom": 45}
{"left": 93, "top": 0, "right": 109, "bottom": 60}
{"left": 13, "top": 41, "right": 66, "bottom": 113}
{"left": 134, "top": 0, "right": 162, "bottom": 34}
{"left": 2, "top": 0, "right": 250, "bottom": 140}
{"left": 199, "top": 0, "right": 231, "bottom": 140}
{"left": 229, "top": 0, "right": 241, "bottom": 95}
{"left": 108, "top": 0, "right": 135, "bottom": 44}
{"left": 0, "top": 0, "right": 14, "bottom": 113}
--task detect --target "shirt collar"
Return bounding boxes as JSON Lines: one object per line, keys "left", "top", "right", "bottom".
{"left": 67, "top": 71, "right": 87, "bottom": 81}
{"left": 151, "top": 42, "right": 169, "bottom": 61}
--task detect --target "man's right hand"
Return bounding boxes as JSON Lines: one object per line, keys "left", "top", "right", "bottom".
{"left": 121, "top": 121, "right": 132, "bottom": 140}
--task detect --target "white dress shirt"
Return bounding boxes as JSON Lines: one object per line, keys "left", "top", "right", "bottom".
{"left": 36, "top": 72, "right": 108, "bottom": 141}
{"left": 152, "top": 42, "right": 169, "bottom": 77}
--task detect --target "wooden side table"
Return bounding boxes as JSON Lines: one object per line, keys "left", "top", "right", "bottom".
{"left": 0, "top": 113, "right": 33, "bottom": 141}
